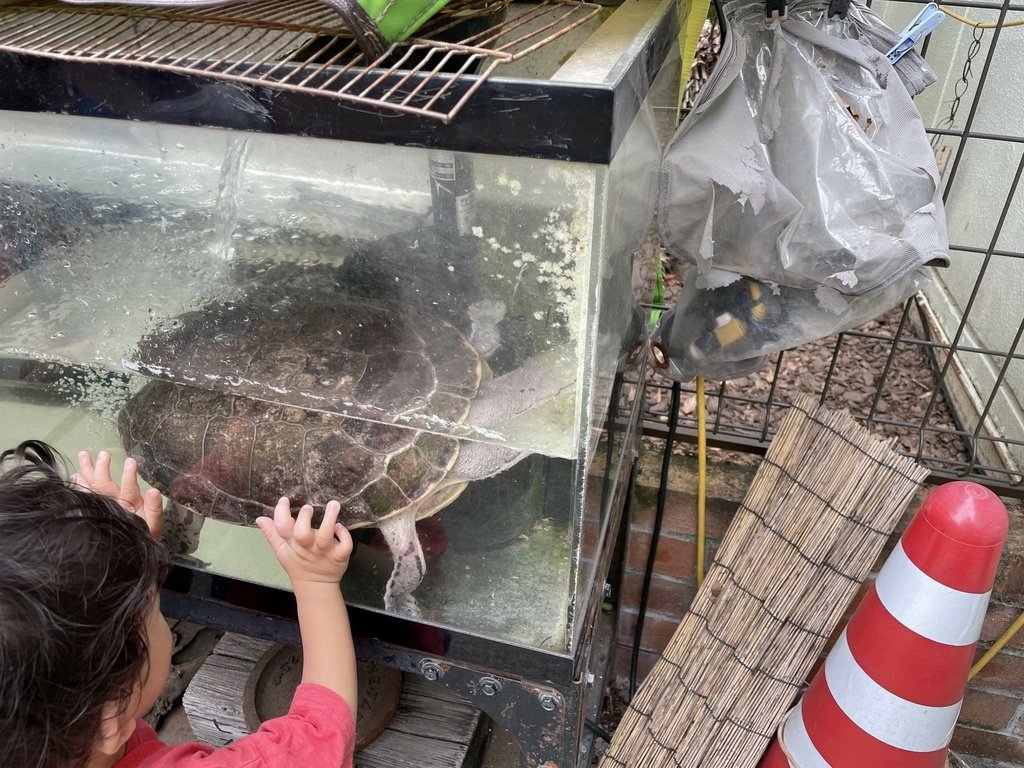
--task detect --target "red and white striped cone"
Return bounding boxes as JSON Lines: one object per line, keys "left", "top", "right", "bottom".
{"left": 759, "top": 481, "right": 1008, "bottom": 768}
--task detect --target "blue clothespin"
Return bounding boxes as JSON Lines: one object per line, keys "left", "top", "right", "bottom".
{"left": 886, "top": 3, "right": 944, "bottom": 63}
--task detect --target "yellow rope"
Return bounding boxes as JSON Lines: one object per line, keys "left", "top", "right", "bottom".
{"left": 970, "top": 610, "right": 1024, "bottom": 679}
{"left": 696, "top": 376, "right": 707, "bottom": 588}
{"left": 939, "top": 5, "right": 1024, "bottom": 28}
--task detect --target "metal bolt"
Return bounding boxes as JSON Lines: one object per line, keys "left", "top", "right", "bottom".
{"left": 585, "top": 672, "right": 595, "bottom": 687}
{"left": 538, "top": 693, "right": 558, "bottom": 711}
{"left": 479, "top": 675, "right": 502, "bottom": 696}
{"left": 602, "top": 582, "right": 612, "bottom": 600}
{"left": 419, "top": 660, "right": 443, "bottom": 681}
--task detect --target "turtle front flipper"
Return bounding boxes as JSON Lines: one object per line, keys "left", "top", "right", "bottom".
{"left": 162, "top": 500, "right": 205, "bottom": 556}
{"left": 378, "top": 509, "right": 425, "bottom": 616}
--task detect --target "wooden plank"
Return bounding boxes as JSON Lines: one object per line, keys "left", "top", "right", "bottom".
{"left": 361, "top": 675, "right": 486, "bottom": 767}
{"left": 387, "top": 676, "right": 482, "bottom": 744}
{"left": 357, "top": 729, "right": 477, "bottom": 768}
{"left": 208, "top": 632, "right": 275, "bottom": 664}
{"left": 184, "top": 633, "right": 486, "bottom": 767}
{"left": 183, "top": 634, "right": 276, "bottom": 745}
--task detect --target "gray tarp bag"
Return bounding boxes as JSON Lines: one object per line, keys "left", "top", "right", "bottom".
{"left": 651, "top": 0, "right": 949, "bottom": 381}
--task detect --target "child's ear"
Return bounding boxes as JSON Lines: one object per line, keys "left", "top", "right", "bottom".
{"left": 95, "top": 699, "right": 139, "bottom": 758}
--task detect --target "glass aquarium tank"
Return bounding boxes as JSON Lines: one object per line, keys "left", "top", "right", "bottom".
{"left": 0, "top": 0, "right": 677, "bottom": 664}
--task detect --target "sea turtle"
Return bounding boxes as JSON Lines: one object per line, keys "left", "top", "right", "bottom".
{"left": 118, "top": 266, "right": 573, "bottom": 613}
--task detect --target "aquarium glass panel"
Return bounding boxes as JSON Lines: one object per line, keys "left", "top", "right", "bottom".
{"left": 0, "top": 111, "right": 610, "bottom": 651}
{"left": 0, "top": 112, "right": 591, "bottom": 458}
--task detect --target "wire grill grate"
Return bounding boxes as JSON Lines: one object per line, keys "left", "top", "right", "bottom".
{"left": 0, "top": 0, "right": 601, "bottom": 122}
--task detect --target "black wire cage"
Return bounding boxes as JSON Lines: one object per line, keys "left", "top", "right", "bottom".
{"left": 644, "top": 0, "right": 1024, "bottom": 500}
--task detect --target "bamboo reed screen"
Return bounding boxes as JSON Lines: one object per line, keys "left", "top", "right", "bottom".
{"left": 601, "top": 394, "right": 929, "bottom": 768}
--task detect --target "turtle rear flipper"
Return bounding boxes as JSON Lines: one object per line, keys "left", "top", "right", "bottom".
{"left": 378, "top": 509, "right": 425, "bottom": 617}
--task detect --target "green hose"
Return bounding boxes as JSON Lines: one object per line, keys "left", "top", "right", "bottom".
{"left": 360, "top": 0, "right": 452, "bottom": 42}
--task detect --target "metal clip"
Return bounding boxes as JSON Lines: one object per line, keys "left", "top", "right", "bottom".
{"left": 766, "top": 0, "right": 787, "bottom": 22}
{"left": 885, "top": 3, "right": 944, "bottom": 64}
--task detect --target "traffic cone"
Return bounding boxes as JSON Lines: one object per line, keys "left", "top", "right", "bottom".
{"left": 759, "top": 481, "right": 1008, "bottom": 768}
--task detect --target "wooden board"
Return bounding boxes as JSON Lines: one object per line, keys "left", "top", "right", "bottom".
{"left": 183, "top": 633, "right": 486, "bottom": 768}
{"left": 356, "top": 676, "right": 486, "bottom": 768}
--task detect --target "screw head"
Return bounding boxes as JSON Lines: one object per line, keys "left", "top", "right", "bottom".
{"left": 419, "top": 660, "right": 443, "bottom": 681}
{"left": 479, "top": 675, "right": 502, "bottom": 696}
{"left": 538, "top": 693, "right": 558, "bottom": 711}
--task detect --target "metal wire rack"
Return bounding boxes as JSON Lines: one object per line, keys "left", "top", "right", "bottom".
{"left": 0, "top": 0, "right": 601, "bottom": 122}
{"left": 642, "top": 0, "right": 1024, "bottom": 499}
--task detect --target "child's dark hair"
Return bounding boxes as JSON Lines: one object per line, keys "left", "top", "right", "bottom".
{"left": 0, "top": 440, "right": 170, "bottom": 768}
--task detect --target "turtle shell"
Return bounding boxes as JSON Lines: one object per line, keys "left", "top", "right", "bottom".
{"left": 118, "top": 293, "right": 482, "bottom": 528}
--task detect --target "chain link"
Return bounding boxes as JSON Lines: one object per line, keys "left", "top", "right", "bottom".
{"left": 932, "top": 24, "right": 985, "bottom": 148}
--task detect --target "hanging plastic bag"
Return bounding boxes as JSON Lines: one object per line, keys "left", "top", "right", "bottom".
{"left": 651, "top": 0, "right": 948, "bottom": 382}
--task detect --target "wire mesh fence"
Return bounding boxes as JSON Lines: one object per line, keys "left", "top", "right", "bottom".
{"left": 642, "top": 0, "right": 1024, "bottom": 498}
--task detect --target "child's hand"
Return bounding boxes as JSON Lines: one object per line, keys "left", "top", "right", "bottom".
{"left": 260, "top": 499, "right": 358, "bottom": 715}
{"left": 256, "top": 498, "right": 353, "bottom": 588}
{"left": 74, "top": 450, "right": 164, "bottom": 539}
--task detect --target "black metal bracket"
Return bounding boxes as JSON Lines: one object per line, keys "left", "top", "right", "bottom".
{"left": 408, "top": 656, "right": 574, "bottom": 768}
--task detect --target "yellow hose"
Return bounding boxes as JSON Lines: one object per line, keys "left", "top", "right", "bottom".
{"left": 939, "top": 5, "right": 1024, "bottom": 28}
{"left": 696, "top": 376, "right": 707, "bottom": 588}
{"left": 970, "top": 611, "right": 1024, "bottom": 679}
{"left": 677, "top": 0, "right": 709, "bottom": 590}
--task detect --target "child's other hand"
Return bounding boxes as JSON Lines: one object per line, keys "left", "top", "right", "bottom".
{"left": 74, "top": 450, "right": 164, "bottom": 539}
{"left": 256, "top": 498, "right": 353, "bottom": 588}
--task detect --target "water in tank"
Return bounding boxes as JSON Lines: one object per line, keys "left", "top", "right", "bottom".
{"left": 0, "top": 108, "right": 652, "bottom": 651}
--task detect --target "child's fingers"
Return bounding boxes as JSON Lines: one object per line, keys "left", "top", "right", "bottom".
{"left": 316, "top": 501, "right": 341, "bottom": 549}
{"left": 256, "top": 516, "right": 287, "bottom": 553}
{"left": 293, "top": 503, "right": 315, "bottom": 547}
{"left": 142, "top": 488, "right": 164, "bottom": 539}
{"left": 121, "top": 458, "right": 142, "bottom": 504}
{"left": 78, "top": 450, "right": 121, "bottom": 499}
{"left": 95, "top": 450, "right": 113, "bottom": 485}
{"left": 333, "top": 523, "right": 353, "bottom": 558}
{"left": 77, "top": 451, "right": 96, "bottom": 483}
{"left": 273, "top": 497, "right": 295, "bottom": 539}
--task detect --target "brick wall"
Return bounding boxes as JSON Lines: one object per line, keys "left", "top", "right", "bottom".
{"left": 612, "top": 443, "right": 1024, "bottom": 767}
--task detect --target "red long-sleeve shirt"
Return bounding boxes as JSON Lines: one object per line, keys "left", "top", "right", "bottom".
{"left": 116, "top": 684, "right": 355, "bottom": 768}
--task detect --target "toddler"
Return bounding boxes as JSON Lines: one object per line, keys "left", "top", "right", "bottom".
{"left": 0, "top": 440, "right": 357, "bottom": 768}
